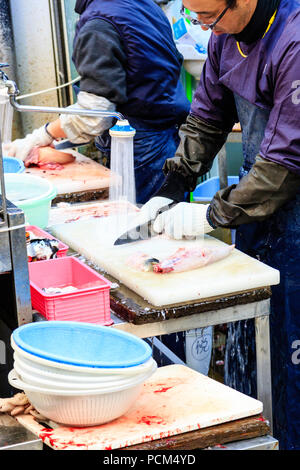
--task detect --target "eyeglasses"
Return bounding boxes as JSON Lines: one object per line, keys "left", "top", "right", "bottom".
{"left": 180, "top": 1, "right": 234, "bottom": 30}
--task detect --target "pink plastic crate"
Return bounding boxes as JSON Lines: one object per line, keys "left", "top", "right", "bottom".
{"left": 26, "top": 225, "right": 69, "bottom": 259}
{"left": 28, "top": 257, "right": 113, "bottom": 325}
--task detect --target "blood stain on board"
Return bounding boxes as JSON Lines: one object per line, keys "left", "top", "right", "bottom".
{"left": 138, "top": 416, "right": 167, "bottom": 426}
{"left": 154, "top": 386, "right": 173, "bottom": 393}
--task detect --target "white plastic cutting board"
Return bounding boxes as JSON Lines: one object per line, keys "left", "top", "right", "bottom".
{"left": 50, "top": 214, "right": 280, "bottom": 307}
{"left": 16, "top": 365, "right": 263, "bottom": 450}
{"left": 25, "top": 150, "right": 116, "bottom": 194}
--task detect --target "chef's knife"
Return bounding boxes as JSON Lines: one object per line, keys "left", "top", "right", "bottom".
{"left": 113, "top": 201, "right": 177, "bottom": 246}
{"left": 54, "top": 140, "right": 90, "bottom": 150}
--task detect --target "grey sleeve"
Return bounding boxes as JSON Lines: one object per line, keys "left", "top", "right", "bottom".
{"left": 208, "top": 156, "right": 300, "bottom": 228}
{"left": 72, "top": 18, "right": 127, "bottom": 104}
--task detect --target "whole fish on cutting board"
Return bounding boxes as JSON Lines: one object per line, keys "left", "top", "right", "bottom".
{"left": 126, "top": 244, "right": 235, "bottom": 274}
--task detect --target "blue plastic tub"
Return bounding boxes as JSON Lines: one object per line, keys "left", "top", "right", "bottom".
{"left": 3, "top": 156, "right": 25, "bottom": 174}
{"left": 192, "top": 176, "right": 239, "bottom": 202}
{"left": 12, "top": 321, "right": 152, "bottom": 368}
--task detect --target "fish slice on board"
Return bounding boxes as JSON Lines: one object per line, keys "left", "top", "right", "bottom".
{"left": 126, "top": 244, "right": 235, "bottom": 274}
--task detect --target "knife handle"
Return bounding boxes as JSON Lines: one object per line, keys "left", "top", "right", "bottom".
{"left": 156, "top": 201, "right": 177, "bottom": 217}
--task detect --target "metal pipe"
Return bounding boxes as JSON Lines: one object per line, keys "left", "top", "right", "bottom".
{"left": 9, "top": 94, "right": 124, "bottom": 120}
{"left": 0, "top": 129, "right": 8, "bottom": 227}
{"left": 4, "top": 77, "right": 125, "bottom": 120}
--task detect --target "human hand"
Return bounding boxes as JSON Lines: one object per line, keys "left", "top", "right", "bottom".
{"left": 3, "top": 124, "right": 53, "bottom": 161}
{"left": 153, "top": 202, "right": 214, "bottom": 239}
{"left": 140, "top": 196, "right": 174, "bottom": 221}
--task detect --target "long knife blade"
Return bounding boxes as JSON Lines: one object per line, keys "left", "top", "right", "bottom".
{"left": 54, "top": 140, "right": 90, "bottom": 150}
{"left": 113, "top": 201, "right": 177, "bottom": 246}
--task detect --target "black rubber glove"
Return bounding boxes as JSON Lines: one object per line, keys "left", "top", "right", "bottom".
{"left": 162, "top": 114, "right": 229, "bottom": 192}
{"left": 209, "top": 156, "right": 300, "bottom": 228}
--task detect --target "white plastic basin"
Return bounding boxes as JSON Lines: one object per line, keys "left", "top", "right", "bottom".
{"left": 9, "top": 369, "right": 147, "bottom": 427}
{"left": 13, "top": 352, "right": 156, "bottom": 383}
{"left": 13, "top": 359, "right": 157, "bottom": 391}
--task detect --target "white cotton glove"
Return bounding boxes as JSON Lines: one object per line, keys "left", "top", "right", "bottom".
{"left": 60, "top": 91, "right": 116, "bottom": 143}
{"left": 3, "top": 125, "right": 53, "bottom": 161}
{"left": 153, "top": 203, "right": 214, "bottom": 240}
{"left": 140, "top": 196, "right": 174, "bottom": 221}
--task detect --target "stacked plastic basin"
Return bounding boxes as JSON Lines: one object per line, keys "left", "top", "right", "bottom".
{"left": 9, "top": 321, "right": 157, "bottom": 427}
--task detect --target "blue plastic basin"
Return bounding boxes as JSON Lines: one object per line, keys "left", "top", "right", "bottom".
{"left": 13, "top": 321, "right": 152, "bottom": 368}
{"left": 193, "top": 176, "right": 239, "bottom": 202}
{"left": 3, "top": 156, "right": 25, "bottom": 174}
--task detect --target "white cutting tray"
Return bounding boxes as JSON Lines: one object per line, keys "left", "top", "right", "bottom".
{"left": 16, "top": 364, "right": 264, "bottom": 450}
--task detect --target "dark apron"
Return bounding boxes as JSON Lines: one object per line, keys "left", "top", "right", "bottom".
{"left": 224, "top": 94, "right": 300, "bottom": 450}
{"left": 95, "top": 125, "right": 180, "bottom": 205}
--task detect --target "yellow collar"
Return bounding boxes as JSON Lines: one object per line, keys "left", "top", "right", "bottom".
{"left": 237, "top": 9, "right": 277, "bottom": 58}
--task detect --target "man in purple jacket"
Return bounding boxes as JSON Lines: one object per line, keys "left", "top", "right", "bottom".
{"left": 145, "top": 0, "right": 300, "bottom": 449}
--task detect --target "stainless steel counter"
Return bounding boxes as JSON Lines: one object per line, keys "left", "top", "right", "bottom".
{"left": 0, "top": 415, "right": 42, "bottom": 450}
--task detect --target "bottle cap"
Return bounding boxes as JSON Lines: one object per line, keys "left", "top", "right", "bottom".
{"left": 109, "top": 119, "right": 136, "bottom": 137}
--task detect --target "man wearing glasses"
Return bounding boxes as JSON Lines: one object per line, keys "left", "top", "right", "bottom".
{"left": 144, "top": 0, "right": 300, "bottom": 450}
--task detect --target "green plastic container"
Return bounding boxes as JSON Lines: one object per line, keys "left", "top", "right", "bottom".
{"left": 3, "top": 174, "right": 57, "bottom": 228}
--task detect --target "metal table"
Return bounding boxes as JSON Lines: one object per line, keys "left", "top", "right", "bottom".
{"left": 4, "top": 283, "right": 275, "bottom": 450}
{"left": 109, "top": 290, "right": 273, "bottom": 433}
{"left": 58, "top": 248, "right": 274, "bottom": 434}
{"left": 0, "top": 415, "right": 42, "bottom": 450}
{"left": 31, "top": 281, "right": 274, "bottom": 435}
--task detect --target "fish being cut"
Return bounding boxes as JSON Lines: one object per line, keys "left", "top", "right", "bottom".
{"left": 126, "top": 252, "right": 160, "bottom": 272}
{"left": 126, "top": 244, "right": 235, "bottom": 274}
{"left": 24, "top": 146, "right": 75, "bottom": 169}
{"left": 153, "top": 245, "right": 235, "bottom": 273}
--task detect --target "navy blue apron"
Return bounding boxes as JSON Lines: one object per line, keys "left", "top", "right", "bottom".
{"left": 95, "top": 125, "right": 180, "bottom": 205}
{"left": 224, "top": 95, "right": 300, "bottom": 450}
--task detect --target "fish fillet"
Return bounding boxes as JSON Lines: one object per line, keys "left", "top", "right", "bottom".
{"left": 126, "top": 252, "right": 160, "bottom": 272}
{"left": 126, "top": 245, "right": 235, "bottom": 274}
{"left": 24, "top": 146, "right": 75, "bottom": 169}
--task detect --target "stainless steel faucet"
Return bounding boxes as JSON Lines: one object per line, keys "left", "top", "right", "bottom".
{"left": 0, "top": 63, "right": 124, "bottom": 120}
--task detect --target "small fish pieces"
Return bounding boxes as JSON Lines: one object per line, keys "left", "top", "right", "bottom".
{"left": 27, "top": 238, "right": 59, "bottom": 262}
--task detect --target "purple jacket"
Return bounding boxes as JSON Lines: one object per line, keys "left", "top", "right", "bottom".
{"left": 191, "top": 0, "right": 300, "bottom": 174}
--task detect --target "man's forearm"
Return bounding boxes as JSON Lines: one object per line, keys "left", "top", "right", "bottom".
{"left": 209, "top": 156, "right": 300, "bottom": 228}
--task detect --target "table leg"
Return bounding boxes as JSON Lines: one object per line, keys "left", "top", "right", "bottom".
{"left": 255, "top": 315, "right": 273, "bottom": 434}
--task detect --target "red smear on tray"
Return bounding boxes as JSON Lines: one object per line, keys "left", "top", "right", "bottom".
{"left": 154, "top": 386, "right": 173, "bottom": 393}
{"left": 138, "top": 416, "right": 167, "bottom": 426}
{"left": 255, "top": 416, "right": 266, "bottom": 422}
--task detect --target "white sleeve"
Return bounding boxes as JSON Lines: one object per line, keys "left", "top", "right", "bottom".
{"left": 60, "top": 91, "right": 116, "bottom": 143}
